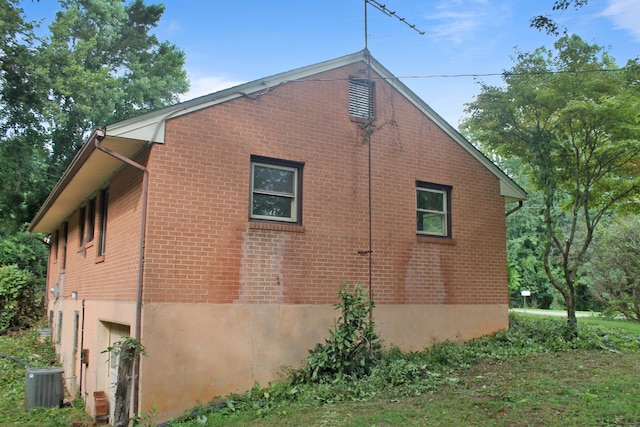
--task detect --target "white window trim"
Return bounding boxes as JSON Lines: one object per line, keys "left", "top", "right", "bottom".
{"left": 250, "top": 161, "right": 299, "bottom": 223}
{"left": 416, "top": 186, "right": 449, "bottom": 237}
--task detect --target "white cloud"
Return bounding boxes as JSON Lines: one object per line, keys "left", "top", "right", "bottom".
{"left": 167, "top": 21, "right": 182, "bottom": 32}
{"left": 601, "top": 0, "right": 640, "bottom": 43}
{"left": 426, "top": 0, "right": 505, "bottom": 44}
{"left": 180, "top": 75, "right": 245, "bottom": 102}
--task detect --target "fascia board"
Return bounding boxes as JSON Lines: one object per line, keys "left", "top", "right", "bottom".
{"left": 29, "top": 134, "right": 148, "bottom": 233}
{"left": 105, "top": 51, "right": 368, "bottom": 143}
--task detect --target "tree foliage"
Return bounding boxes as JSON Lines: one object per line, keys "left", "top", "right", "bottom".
{"left": 506, "top": 185, "right": 555, "bottom": 309}
{"left": 585, "top": 216, "right": 640, "bottom": 321}
{"left": 463, "top": 35, "right": 640, "bottom": 336}
{"left": 530, "top": 0, "right": 590, "bottom": 35}
{"left": 0, "top": 0, "right": 49, "bottom": 232}
{"left": 0, "top": 230, "right": 49, "bottom": 331}
{"left": 0, "top": 0, "right": 189, "bottom": 234}
{"left": 0, "top": 264, "right": 42, "bottom": 333}
{"left": 42, "top": 0, "right": 188, "bottom": 176}
{"left": 0, "top": 230, "right": 48, "bottom": 281}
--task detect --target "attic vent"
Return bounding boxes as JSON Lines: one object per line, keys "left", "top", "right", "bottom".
{"left": 348, "top": 78, "right": 374, "bottom": 120}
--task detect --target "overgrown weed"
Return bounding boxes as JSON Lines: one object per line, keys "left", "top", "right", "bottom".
{"left": 0, "top": 328, "right": 91, "bottom": 426}
{"left": 166, "top": 313, "right": 640, "bottom": 425}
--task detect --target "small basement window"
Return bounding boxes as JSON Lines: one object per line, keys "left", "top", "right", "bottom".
{"left": 349, "top": 78, "right": 375, "bottom": 120}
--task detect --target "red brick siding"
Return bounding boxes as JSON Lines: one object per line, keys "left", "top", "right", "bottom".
{"left": 47, "top": 156, "right": 147, "bottom": 301}
{"left": 141, "top": 61, "right": 508, "bottom": 305}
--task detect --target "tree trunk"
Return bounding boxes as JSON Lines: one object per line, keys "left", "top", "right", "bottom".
{"left": 113, "top": 345, "right": 135, "bottom": 427}
{"left": 565, "top": 287, "right": 578, "bottom": 340}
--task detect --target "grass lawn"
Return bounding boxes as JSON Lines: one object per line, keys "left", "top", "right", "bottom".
{"left": 0, "top": 329, "right": 91, "bottom": 427}
{"left": 577, "top": 317, "right": 640, "bottom": 336}
{"left": 515, "top": 310, "right": 640, "bottom": 336}
{"left": 185, "top": 350, "right": 640, "bottom": 427}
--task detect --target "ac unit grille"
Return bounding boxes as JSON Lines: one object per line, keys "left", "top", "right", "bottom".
{"left": 25, "top": 367, "right": 64, "bottom": 410}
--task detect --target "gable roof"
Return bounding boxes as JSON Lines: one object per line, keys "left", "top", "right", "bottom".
{"left": 29, "top": 50, "right": 526, "bottom": 234}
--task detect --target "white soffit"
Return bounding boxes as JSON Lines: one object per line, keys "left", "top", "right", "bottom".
{"left": 30, "top": 136, "right": 147, "bottom": 233}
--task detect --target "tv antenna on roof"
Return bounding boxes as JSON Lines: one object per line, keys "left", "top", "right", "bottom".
{"left": 364, "top": 0, "right": 425, "bottom": 50}
{"left": 360, "top": 1, "right": 424, "bottom": 320}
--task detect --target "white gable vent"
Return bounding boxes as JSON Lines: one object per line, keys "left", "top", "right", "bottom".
{"left": 349, "top": 78, "right": 375, "bottom": 120}
{"left": 25, "top": 367, "right": 64, "bottom": 410}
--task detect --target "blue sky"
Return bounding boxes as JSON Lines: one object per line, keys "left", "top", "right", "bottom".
{"left": 21, "top": 0, "right": 640, "bottom": 128}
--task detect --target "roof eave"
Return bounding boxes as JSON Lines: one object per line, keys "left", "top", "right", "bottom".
{"left": 28, "top": 131, "right": 149, "bottom": 234}
{"left": 104, "top": 51, "right": 370, "bottom": 143}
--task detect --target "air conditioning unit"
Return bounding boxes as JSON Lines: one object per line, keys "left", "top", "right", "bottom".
{"left": 25, "top": 367, "right": 64, "bottom": 410}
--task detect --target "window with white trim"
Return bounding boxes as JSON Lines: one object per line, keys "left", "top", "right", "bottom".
{"left": 250, "top": 156, "right": 303, "bottom": 224}
{"left": 416, "top": 182, "right": 451, "bottom": 237}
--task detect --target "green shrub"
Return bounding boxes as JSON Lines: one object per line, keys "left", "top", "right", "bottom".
{"left": 0, "top": 231, "right": 48, "bottom": 282}
{"left": 304, "top": 284, "right": 382, "bottom": 382}
{"left": 0, "top": 265, "right": 42, "bottom": 333}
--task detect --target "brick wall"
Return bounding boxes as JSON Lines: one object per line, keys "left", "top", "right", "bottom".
{"left": 47, "top": 153, "right": 146, "bottom": 301}
{"left": 141, "top": 61, "right": 508, "bottom": 306}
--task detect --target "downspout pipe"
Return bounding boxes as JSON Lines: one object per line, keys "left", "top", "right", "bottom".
{"left": 505, "top": 200, "right": 523, "bottom": 217}
{"left": 94, "top": 130, "right": 149, "bottom": 418}
{"left": 79, "top": 299, "right": 85, "bottom": 405}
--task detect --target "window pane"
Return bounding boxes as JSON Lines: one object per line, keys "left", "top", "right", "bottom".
{"left": 252, "top": 194, "right": 293, "bottom": 218}
{"left": 98, "top": 188, "right": 108, "bottom": 256}
{"left": 254, "top": 165, "right": 294, "bottom": 194}
{"left": 61, "top": 222, "right": 68, "bottom": 270}
{"left": 78, "top": 207, "right": 85, "bottom": 246}
{"left": 417, "top": 212, "right": 445, "bottom": 234}
{"left": 417, "top": 190, "right": 444, "bottom": 211}
{"left": 86, "top": 198, "right": 95, "bottom": 242}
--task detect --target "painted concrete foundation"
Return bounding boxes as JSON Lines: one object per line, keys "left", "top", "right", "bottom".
{"left": 137, "top": 302, "right": 508, "bottom": 421}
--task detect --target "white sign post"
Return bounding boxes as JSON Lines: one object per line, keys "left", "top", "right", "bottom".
{"left": 521, "top": 290, "right": 531, "bottom": 310}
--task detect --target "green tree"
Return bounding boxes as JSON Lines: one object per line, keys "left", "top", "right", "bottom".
{"left": 506, "top": 189, "right": 555, "bottom": 309}
{"left": 475, "top": 154, "right": 556, "bottom": 309}
{"left": 40, "top": 0, "right": 189, "bottom": 189}
{"left": 0, "top": 0, "right": 189, "bottom": 233}
{"left": 0, "top": 0, "right": 49, "bottom": 233}
{"left": 1, "top": 0, "right": 189, "bottom": 322}
{"left": 463, "top": 35, "right": 640, "bottom": 337}
{"left": 585, "top": 216, "right": 640, "bottom": 321}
